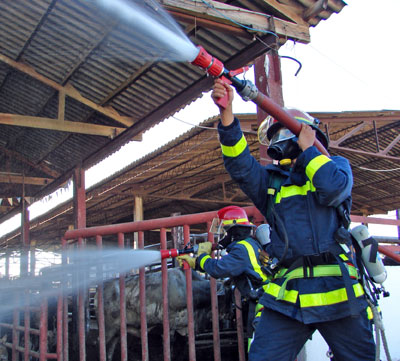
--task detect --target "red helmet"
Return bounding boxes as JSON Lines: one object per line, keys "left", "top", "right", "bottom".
{"left": 258, "top": 108, "right": 329, "bottom": 149}
{"left": 210, "top": 206, "right": 254, "bottom": 235}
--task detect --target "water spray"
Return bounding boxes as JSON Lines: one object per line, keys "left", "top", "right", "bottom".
{"left": 93, "top": 0, "right": 328, "bottom": 155}
{"left": 191, "top": 46, "right": 330, "bottom": 156}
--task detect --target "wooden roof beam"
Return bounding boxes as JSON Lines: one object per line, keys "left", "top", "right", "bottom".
{"left": 329, "top": 145, "right": 400, "bottom": 162}
{"left": 0, "top": 174, "right": 53, "bottom": 186}
{"left": 311, "top": 111, "right": 400, "bottom": 124}
{"left": 260, "top": 0, "right": 308, "bottom": 25}
{"left": 0, "top": 145, "right": 59, "bottom": 178}
{"left": 0, "top": 113, "right": 129, "bottom": 139}
{"left": 0, "top": 53, "right": 135, "bottom": 128}
{"left": 161, "top": 0, "right": 310, "bottom": 43}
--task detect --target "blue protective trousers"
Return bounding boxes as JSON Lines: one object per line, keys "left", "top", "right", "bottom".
{"left": 248, "top": 307, "right": 376, "bottom": 361}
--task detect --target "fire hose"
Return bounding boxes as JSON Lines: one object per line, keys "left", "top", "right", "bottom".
{"left": 190, "top": 46, "right": 330, "bottom": 157}
{"left": 160, "top": 243, "right": 219, "bottom": 270}
{"left": 160, "top": 243, "right": 219, "bottom": 260}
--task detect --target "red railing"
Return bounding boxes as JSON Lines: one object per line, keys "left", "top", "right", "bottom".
{"left": 1, "top": 206, "right": 399, "bottom": 360}
{"left": 61, "top": 206, "right": 264, "bottom": 361}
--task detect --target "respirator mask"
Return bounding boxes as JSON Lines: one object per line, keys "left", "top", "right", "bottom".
{"left": 258, "top": 117, "right": 301, "bottom": 161}
{"left": 267, "top": 127, "right": 301, "bottom": 161}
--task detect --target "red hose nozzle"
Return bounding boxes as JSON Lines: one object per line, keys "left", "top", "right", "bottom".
{"left": 160, "top": 249, "right": 179, "bottom": 260}
{"left": 160, "top": 243, "right": 219, "bottom": 260}
{"left": 191, "top": 46, "right": 224, "bottom": 77}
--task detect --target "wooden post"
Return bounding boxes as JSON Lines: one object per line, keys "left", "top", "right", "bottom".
{"left": 254, "top": 52, "right": 284, "bottom": 166}
{"left": 133, "top": 196, "right": 143, "bottom": 250}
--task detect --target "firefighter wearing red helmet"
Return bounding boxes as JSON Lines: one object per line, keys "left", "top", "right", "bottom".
{"left": 177, "top": 205, "right": 270, "bottom": 351}
{"left": 210, "top": 79, "right": 376, "bottom": 361}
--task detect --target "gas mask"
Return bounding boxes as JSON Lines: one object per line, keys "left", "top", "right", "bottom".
{"left": 218, "top": 227, "right": 252, "bottom": 249}
{"left": 267, "top": 127, "right": 301, "bottom": 161}
{"left": 258, "top": 110, "right": 329, "bottom": 162}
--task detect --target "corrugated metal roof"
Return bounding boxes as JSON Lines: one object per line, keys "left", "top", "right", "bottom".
{"left": 0, "top": 0, "right": 346, "bottom": 225}
{"left": 2, "top": 110, "right": 399, "bottom": 250}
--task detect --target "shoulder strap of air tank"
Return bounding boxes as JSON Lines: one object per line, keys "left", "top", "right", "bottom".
{"left": 266, "top": 170, "right": 285, "bottom": 227}
{"left": 329, "top": 243, "right": 360, "bottom": 317}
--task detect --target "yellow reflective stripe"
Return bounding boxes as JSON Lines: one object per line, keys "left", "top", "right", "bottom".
{"left": 295, "top": 116, "right": 313, "bottom": 125}
{"left": 255, "top": 303, "right": 264, "bottom": 313}
{"left": 366, "top": 306, "right": 373, "bottom": 320}
{"left": 237, "top": 241, "right": 268, "bottom": 283}
{"left": 305, "top": 155, "right": 331, "bottom": 182}
{"left": 220, "top": 134, "right": 247, "bottom": 157}
{"left": 275, "top": 264, "right": 359, "bottom": 280}
{"left": 199, "top": 255, "right": 211, "bottom": 270}
{"left": 263, "top": 282, "right": 298, "bottom": 303}
{"left": 275, "top": 181, "right": 316, "bottom": 203}
{"left": 299, "top": 283, "right": 364, "bottom": 308}
{"left": 222, "top": 218, "right": 248, "bottom": 226}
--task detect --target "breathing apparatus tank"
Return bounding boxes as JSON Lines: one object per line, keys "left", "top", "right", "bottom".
{"left": 350, "top": 225, "right": 387, "bottom": 284}
{"left": 255, "top": 224, "right": 271, "bottom": 247}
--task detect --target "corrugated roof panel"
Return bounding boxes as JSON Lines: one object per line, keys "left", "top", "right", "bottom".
{"left": 0, "top": 0, "right": 51, "bottom": 59}
{"left": 0, "top": 72, "right": 54, "bottom": 115}
{"left": 0, "top": 0, "right": 349, "bottom": 231}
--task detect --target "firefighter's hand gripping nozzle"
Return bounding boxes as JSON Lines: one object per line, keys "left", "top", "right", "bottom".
{"left": 190, "top": 45, "right": 329, "bottom": 156}
{"left": 160, "top": 242, "right": 219, "bottom": 260}
{"left": 191, "top": 46, "right": 258, "bottom": 108}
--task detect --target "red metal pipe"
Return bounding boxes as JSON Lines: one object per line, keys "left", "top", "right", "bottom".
{"left": 184, "top": 225, "right": 196, "bottom": 361}
{"left": 118, "top": 232, "right": 128, "bottom": 361}
{"left": 12, "top": 297, "right": 19, "bottom": 361}
{"left": 161, "top": 228, "right": 171, "bottom": 361}
{"left": 61, "top": 238, "right": 69, "bottom": 361}
{"left": 138, "top": 231, "right": 149, "bottom": 361}
{"left": 64, "top": 206, "right": 263, "bottom": 240}
{"left": 234, "top": 288, "right": 246, "bottom": 361}
{"left": 39, "top": 298, "right": 48, "bottom": 361}
{"left": 78, "top": 237, "right": 86, "bottom": 361}
{"left": 56, "top": 294, "right": 63, "bottom": 361}
{"left": 350, "top": 215, "right": 400, "bottom": 227}
{"left": 96, "top": 235, "right": 107, "bottom": 361}
{"left": 208, "top": 222, "right": 221, "bottom": 361}
{"left": 24, "top": 293, "right": 30, "bottom": 361}
{"left": 378, "top": 246, "right": 400, "bottom": 263}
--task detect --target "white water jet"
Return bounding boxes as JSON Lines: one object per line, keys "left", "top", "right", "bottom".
{"left": 0, "top": 249, "right": 163, "bottom": 319}
{"left": 96, "top": 0, "right": 199, "bottom": 62}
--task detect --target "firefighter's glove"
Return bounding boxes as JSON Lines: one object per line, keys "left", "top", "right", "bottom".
{"left": 197, "top": 242, "right": 213, "bottom": 256}
{"left": 177, "top": 255, "right": 196, "bottom": 269}
{"left": 259, "top": 250, "right": 270, "bottom": 266}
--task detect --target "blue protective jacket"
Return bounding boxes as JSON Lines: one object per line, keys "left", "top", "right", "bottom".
{"left": 197, "top": 237, "right": 269, "bottom": 297}
{"left": 218, "top": 117, "right": 368, "bottom": 324}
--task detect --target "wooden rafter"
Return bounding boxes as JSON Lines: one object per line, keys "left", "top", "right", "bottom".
{"left": 330, "top": 145, "right": 400, "bottom": 161}
{"left": 0, "top": 53, "right": 135, "bottom": 128}
{"left": 260, "top": 0, "right": 308, "bottom": 25}
{"left": 0, "top": 174, "right": 53, "bottom": 186}
{"left": 161, "top": 0, "right": 310, "bottom": 43}
{"left": 0, "top": 113, "right": 126, "bottom": 139}
{"left": 0, "top": 145, "right": 59, "bottom": 178}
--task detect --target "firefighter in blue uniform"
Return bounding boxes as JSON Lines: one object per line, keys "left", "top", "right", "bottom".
{"left": 177, "top": 205, "right": 269, "bottom": 351}
{"left": 210, "top": 78, "right": 376, "bottom": 361}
